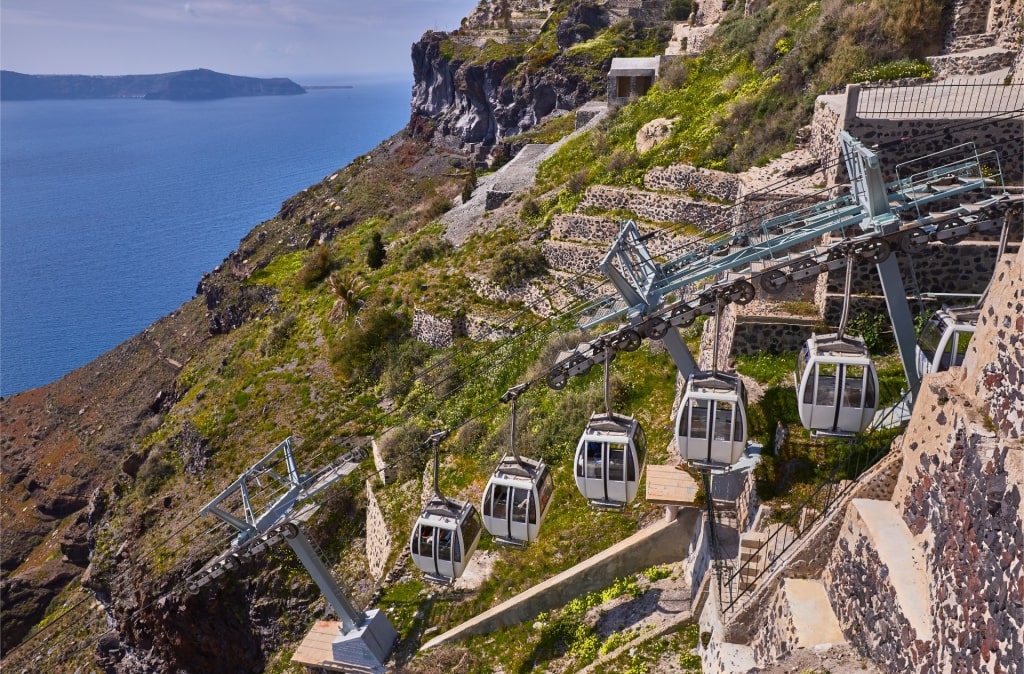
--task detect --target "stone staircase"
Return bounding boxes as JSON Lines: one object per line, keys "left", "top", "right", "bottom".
{"left": 750, "top": 578, "right": 848, "bottom": 664}
{"left": 927, "top": 0, "right": 1022, "bottom": 78}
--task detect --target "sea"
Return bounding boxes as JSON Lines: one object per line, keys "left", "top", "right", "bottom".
{"left": 1, "top": 76, "right": 413, "bottom": 397}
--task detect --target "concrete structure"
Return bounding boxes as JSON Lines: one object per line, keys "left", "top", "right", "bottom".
{"left": 421, "top": 508, "right": 701, "bottom": 649}
{"left": 292, "top": 612, "right": 398, "bottom": 674}
{"left": 607, "top": 57, "right": 662, "bottom": 107}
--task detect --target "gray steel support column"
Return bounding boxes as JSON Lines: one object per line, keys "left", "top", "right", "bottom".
{"left": 662, "top": 328, "right": 697, "bottom": 380}
{"left": 876, "top": 255, "right": 921, "bottom": 400}
{"left": 287, "top": 530, "right": 362, "bottom": 634}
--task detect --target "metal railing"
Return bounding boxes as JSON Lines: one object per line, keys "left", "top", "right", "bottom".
{"left": 855, "top": 80, "right": 1024, "bottom": 119}
{"left": 718, "top": 387, "right": 913, "bottom": 615}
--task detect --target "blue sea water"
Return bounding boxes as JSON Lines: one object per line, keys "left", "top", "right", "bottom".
{"left": 1, "top": 77, "right": 412, "bottom": 396}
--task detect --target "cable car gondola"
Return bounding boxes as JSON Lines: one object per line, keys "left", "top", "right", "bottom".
{"left": 482, "top": 385, "right": 555, "bottom": 545}
{"left": 676, "top": 371, "right": 748, "bottom": 469}
{"left": 573, "top": 346, "right": 646, "bottom": 508}
{"left": 409, "top": 432, "right": 482, "bottom": 582}
{"left": 796, "top": 333, "right": 878, "bottom": 436}
{"left": 795, "top": 251, "right": 879, "bottom": 437}
{"left": 916, "top": 305, "right": 977, "bottom": 377}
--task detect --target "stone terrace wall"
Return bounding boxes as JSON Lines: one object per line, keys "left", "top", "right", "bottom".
{"left": 645, "top": 164, "right": 740, "bottom": 203}
{"left": 826, "top": 241, "right": 1001, "bottom": 297}
{"left": 550, "top": 213, "right": 621, "bottom": 243}
{"left": 411, "top": 308, "right": 466, "bottom": 348}
{"left": 578, "top": 185, "right": 733, "bottom": 230}
{"left": 731, "top": 319, "right": 817, "bottom": 357}
{"left": 541, "top": 239, "right": 604, "bottom": 273}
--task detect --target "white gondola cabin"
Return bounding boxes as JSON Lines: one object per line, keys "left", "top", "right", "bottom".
{"left": 482, "top": 456, "right": 554, "bottom": 545}
{"left": 916, "top": 306, "right": 977, "bottom": 377}
{"left": 409, "top": 497, "right": 482, "bottom": 582}
{"left": 675, "top": 371, "right": 748, "bottom": 470}
{"left": 796, "top": 334, "right": 879, "bottom": 436}
{"left": 574, "top": 413, "right": 647, "bottom": 508}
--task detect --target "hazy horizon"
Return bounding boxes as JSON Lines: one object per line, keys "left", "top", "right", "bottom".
{"left": 1, "top": 0, "right": 476, "bottom": 79}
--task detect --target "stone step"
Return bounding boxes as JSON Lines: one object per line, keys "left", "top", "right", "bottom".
{"left": 784, "top": 578, "right": 847, "bottom": 648}
{"left": 927, "top": 47, "right": 1017, "bottom": 79}
{"left": 946, "top": 32, "right": 998, "bottom": 53}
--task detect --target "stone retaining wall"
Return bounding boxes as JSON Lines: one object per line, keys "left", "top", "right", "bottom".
{"left": 732, "top": 319, "right": 818, "bottom": 357}
{"left": 927, "top": 49, "right": 1017, "bottom": 79}
{"left": 826, "top": 241, "right": 1001, "bottom": 297}
{"left": 550, "top": 213, "right": 621, "bottom": 243}
{"left": 412, "top": 308, "right": 466, "bottom": 349}
{"left": 541, "top": 239, "right": 605, "bottom": 274}
{"left": 645, "top": 164, "right": 740, "bottom": 203}
{"left": 947, "top": 0, "right": 992, "bottom": 43}
{"left": 579, "top": 185, "right": 732, "bottom": 230}
{"left": 365, "top": 481, "right": 392, "bottom": 581}
{"left": 991, "top": 0, "right": 1024, "bottom": 49}
{"left": 844, "top": 116, "right": 1024, "bottom": 183}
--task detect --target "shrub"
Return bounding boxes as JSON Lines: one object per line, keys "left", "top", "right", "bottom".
{"left": 490, "top": 245, "right": 548, "bottom": 288}
{"left": 376, "top": 420, "right": 431, "bottom": 482}
{"left": 366, "top": 231, "right": 386, "bottom": 269}
{"left": 852, "top": 58, "right": 931, "bottom": 82}
{"left": 327, "top": 271, "right": 368, "bottom": 321}
{"left": 330, "top": 307, "right": 411, "bottom": 381}
{"left": 400, "top": 236, "right": 452, "bottom": 271}
{"left": 262, "top": 313, "right": 297, "bottom": 355}
{"left": 665, "top": 0, "right": 693, "bottom": 21}
{"left": 298, "top": 244, "right": 333, "bottom": 288}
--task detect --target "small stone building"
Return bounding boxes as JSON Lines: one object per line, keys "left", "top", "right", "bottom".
{"left": 607, "top": 56, "right": 661, "bottom": 106}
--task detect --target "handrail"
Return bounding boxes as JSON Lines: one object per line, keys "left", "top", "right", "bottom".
{"left": 718, "top": 386, "right": 912, "bottom": 615}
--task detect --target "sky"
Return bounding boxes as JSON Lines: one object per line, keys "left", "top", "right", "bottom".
{"left": 1, "top": 0, "right": 478, "bottom": 83}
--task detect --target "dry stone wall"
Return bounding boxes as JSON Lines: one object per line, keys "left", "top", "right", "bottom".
{"left": 411, "top": 308, "right": 466, "bottom": 349}
{"left": 578, "top": 185, "right": 732, "bottom": 230}
{"left": 541, "top": 239, "right": 605, "bottom": 273}
{"left": 644, "top": 164, "right": 740, "bottom": 203}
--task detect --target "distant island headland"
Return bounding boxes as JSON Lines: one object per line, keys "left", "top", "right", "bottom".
{"left": 0, "top": 68, "right": 306, "bottom": 101}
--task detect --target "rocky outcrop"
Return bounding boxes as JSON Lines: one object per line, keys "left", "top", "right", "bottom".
{"left": 409, "top": 3, "right": 614, "bottom": 151}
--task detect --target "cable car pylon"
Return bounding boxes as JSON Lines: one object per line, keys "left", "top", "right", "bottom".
{"left": 187, "top": 437, "right": 397, "bottom": 674}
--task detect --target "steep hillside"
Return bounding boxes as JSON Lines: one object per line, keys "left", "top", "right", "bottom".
{"left": 3, "top": 0, "right": 1014, "bottom": 672}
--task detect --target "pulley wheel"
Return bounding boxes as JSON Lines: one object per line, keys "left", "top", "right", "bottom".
{"left": 759, "top": 269, "right": 788, "bottom": 294}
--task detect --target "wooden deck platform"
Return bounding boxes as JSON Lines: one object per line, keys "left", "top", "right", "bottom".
{"left": 645, "top": 464, "right": 699, "bottom": 507}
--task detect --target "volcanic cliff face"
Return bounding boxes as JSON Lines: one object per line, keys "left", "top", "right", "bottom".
{"left": 409, "top": 0, "right": 614, "bottom": 151}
